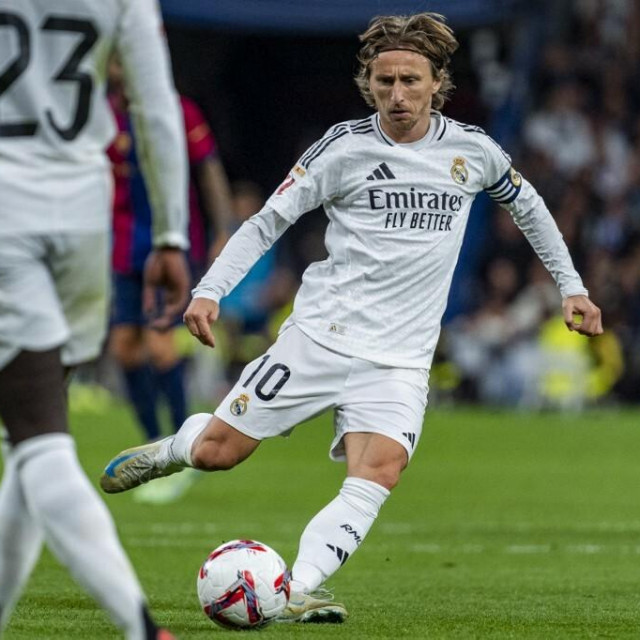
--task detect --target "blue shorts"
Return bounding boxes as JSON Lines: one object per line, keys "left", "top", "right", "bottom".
{"left": 111, "top": 272, "right": 145, "bottom": 326}
{"left": 111, "top": 272, "right": 188, "bottom": 328}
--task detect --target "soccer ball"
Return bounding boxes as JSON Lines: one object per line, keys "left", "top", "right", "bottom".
{"left": 197, "top": 539, "right": 290, "bottom": 629}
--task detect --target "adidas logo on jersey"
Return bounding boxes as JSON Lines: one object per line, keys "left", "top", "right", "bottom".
{"left": 366, "top": 162, "right": 396, "bottom": 181}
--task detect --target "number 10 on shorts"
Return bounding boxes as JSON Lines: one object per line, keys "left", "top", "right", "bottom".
{"left": 242, "top": 355, "right": 291, "bottom": 401}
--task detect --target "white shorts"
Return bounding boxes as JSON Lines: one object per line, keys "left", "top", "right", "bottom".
{"left": 215, "top": 324, "right": 429, "bottom": 462}
{"left": 0, "top": 232, "right": 109, "bottom": 369}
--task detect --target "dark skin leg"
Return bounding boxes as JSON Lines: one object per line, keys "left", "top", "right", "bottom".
{"left": 0, "top": 349, "right": 67, "bottom": 446}
{"left": 0, "top": 351, "right": 164, "bottom": 635}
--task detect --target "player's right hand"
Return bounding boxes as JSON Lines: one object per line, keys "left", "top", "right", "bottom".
{"left": 562, "top": 294, "right": 603, "bottom": 337}
{"left": 143, "top": 248, "right": 191, "bottom": 329}
{"left": 183, "top": 298, "right": 220, "bottom": 348}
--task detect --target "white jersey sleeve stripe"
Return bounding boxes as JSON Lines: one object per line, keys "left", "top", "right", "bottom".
{"left": 350, "top": 119, "right": 373, "bottom": 133}
{"left": 299, "top": 124, "right": 349, "bottom": 168}
{"left": 300, "top": 128, "right": 350, "bottom": 169}
{"left": 446, "top": 116, "right": 512, "bottom": 163}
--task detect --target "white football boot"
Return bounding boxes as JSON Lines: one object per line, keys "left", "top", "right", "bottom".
{"left": 277, "top": 589, "right": 348, "bottom": 623}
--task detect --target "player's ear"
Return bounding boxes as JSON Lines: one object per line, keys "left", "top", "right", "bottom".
{"left": 431, "top": 74, "right": 443, "bottom": 95}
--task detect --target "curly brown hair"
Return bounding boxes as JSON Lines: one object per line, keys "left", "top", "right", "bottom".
{"left": 355, "top": 13, "right": 459, "bottom": 111}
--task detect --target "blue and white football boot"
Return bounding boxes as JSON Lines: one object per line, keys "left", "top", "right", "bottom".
{"left": 100, "top": 438, "right": 182, "bottom": 494}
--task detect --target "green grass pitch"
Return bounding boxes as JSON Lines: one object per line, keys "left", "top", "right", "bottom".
{"left": 2, "top": 400, "right": 640, "bottom": 638}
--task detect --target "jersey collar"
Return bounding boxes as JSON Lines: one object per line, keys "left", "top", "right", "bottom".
{"left": 374, "top": 111, "right": 443, "bottom": 149}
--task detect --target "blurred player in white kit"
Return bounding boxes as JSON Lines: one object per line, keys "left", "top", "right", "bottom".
{"left": 0, "top": 0, "right": 190, "bottom": 637}
{"left": 101, "top": 12, "right": 604, "bottom": 623}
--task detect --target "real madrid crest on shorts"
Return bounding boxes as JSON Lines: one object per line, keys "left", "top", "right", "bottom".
{"left": 509, "top": 166, "right": 522, "bottom": 187}
{"left": 230, "top": 393, "right": 250, "bottom": 416}
{"left": 450, "top": 157, "right": 469, "bottom": 185}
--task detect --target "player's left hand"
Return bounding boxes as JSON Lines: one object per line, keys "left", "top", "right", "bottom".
{"left": 183, "top": 298, "right": 220, "bottom": 348}
{"left": 562, "top": 295, "right": 603, "bottom": 337}
{"left": 143, "top": 248, "right": 191, "bottom": 329}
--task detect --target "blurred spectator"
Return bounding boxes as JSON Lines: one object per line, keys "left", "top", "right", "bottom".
{"left": 523, "top": 82, "right": 596, "bottom": 178}
{"left": 446, "top": 258, "right": 534, "bottom": 406}
{"left": 107, "top": 56, "right": 233, "bottom": 443}
{"left": 442, "top": 0, "right": 639, "bottom": 407}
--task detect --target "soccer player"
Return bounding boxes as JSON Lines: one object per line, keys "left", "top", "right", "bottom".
{"left": 0, "top": 0, "right": 190, "bottom": 637}
{"left": 101, "top": 13, "right": 603, "bottom": 623}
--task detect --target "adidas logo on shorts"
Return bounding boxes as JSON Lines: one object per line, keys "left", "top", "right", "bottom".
{"left": 402, "top": 432, "right": 416, "bottom": 448}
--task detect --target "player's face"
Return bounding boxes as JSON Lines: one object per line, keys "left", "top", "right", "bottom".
{"left": 369, "top": 50, "right": 442, "bottom": 143}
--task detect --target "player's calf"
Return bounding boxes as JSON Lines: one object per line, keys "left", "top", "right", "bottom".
{"left": 189, "top": 418, "right": 259, "bottom": 471}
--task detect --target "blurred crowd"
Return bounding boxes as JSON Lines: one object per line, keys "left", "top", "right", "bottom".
{"left": 88, "top": 1, "right": 639, "bottom": 448}
{"left": 441, "top": 0, "right": 640, "bottom": 408}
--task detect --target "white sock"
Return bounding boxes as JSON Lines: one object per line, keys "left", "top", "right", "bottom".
{"left": 162, "top": 413, "right": 212, "bottom": 467}
{"left": 0, "top": 439, "right": 44, "bottom": 631}
{"left": 14, "top": 434, "right": 150, "bottom": 640}
{"left": 291, "top": 476, "right": 390, "bottom": 593}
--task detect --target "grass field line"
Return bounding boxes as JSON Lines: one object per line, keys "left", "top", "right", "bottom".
{"left": 408, "top": 543, "right": 640, "bottom": 554}
{"left": 116, "top": 520, "right": 640, "bottom": 535}
{"left": 379, "top": 520, "right": 640, "bottom": 533}
{"left": 123, "top": 535, "right": 640, "bottom": 556}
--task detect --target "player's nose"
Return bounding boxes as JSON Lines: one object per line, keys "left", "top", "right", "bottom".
{"left": 390, "top": 82, "right": 405, "bottom": 103}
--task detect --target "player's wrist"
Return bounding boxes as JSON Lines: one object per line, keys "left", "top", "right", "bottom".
{"left": 152, "top": 231, "right": 189, "bottom": 251}
{"left": 192, "top": 287, "right": 221, "bottom": 304}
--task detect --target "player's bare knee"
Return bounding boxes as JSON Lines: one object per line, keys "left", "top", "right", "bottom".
{"left": 351, "top": 462, "right": 403, "bottom": 491}
{"left": 373, "top": 467, "right": 402, "bottom": 491}
{"left": 146, "top": 331, "right": 179, "bottom": 370}
{"left": 109, "top": 336, "right": 144, "bottom": 368}
{"left": 149, "top": 352, "right": 180, "bottom": 371}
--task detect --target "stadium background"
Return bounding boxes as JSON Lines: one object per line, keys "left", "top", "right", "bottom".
{"left": 157, "top": 0, "right": 639, "bottom": 409}
{"left": 4, "top": 2, "right": 640, "bottom": 637}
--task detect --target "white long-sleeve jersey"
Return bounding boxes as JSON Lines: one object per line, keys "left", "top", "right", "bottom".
{"left": 195, "top": 112, "right": 587, "bottom": 369}
{"left": 0, "top": 0, "right": 188, "bottom": 247}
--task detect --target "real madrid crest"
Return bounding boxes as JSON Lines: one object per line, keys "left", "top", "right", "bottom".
{"left": 509, "top": 166, "right": 522, "bottom": 187}
{"left": 450, "top": 157, "right": 469, "bottom": 185}
{"left": 230, "top": 393, "right": 250, "bottom": 416}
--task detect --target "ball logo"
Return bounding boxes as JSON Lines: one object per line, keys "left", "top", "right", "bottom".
{"left": 230, "top": 393, "right": 250, "bottom": 416}
{"left": 450, "top": 156, "right": 469, "bottom": 185}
